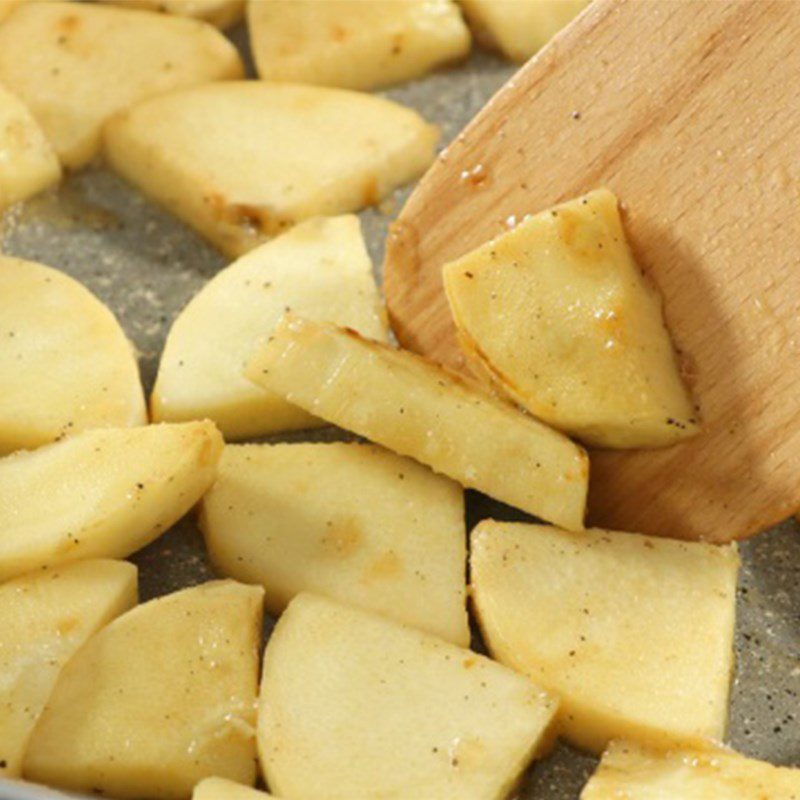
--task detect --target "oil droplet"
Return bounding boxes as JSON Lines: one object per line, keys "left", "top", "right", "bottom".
{"left": 459, "top": 164, "right": 488, "bottom": 186}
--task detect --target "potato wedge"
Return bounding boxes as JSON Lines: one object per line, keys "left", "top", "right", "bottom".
{"left": 103, "top": 82, "right": 438, "bottom": 256}
{"left": 0, "top": 85, "right": 60, "bottom": 211}
{"left": 470, "top": 520, "right": 739, "bottom": 753}
{"left": 460, "top": 0, "right": 589, "bottom": 62}
{"left": 581, "top": 740, "right": 800, "bottom": 799}
{"left": 0, "top": 1, "right": 242, "bottom": 169}
{"left": 194, "top": 778, "right": 274, "bottom": 800}
{"left": 259, "top": 593, "right": 558, "bottom": 800}
{"left": 246, "top": 316, "right": 588, "bottom": 530}
{"left": 0, "top": 421, "right": 223, "bottom": 582}
{"left": 0, "top": 257, "right": 146, "bottom": 454}
{"left": 443, "top": 189, "right": 698, "bottom": 448}
{"left": 199, "top": 442, "right": 469, "bottom": 645}
{"left": 152, "top": 216, "right": 387, "bottom": 438}
{"left": 24, "top": 580, "right": 263, "bottom": 799}
{"left": 101, "top": 0, "right": 245, "bottom": 28}
{"left": 248, "top": 0, "right": 470, "bottom": 90}
{"left": 0, "top": 559, "right": 137, "bottom": 777}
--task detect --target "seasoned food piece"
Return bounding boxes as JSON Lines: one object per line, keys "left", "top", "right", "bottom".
{"left": 581, "top": 740, "right": 800, "bottom": 799}
{"left": 0, "top": 1, "right": 242, "bottom": 168}
{"left": 258, "top": 593, "right": 558, "bottom": 800}
{"left": 0, "top": 559, "right": 137, "bottom": 778}
{"left": 152, "top": 216, "right": 387, "bottom": 437}
{"left": 0, "top": 257, "right": 146, "bottom": 455}
{"left": 104, "top": 82, "right": 438, "bottom": 256}
{"left": 0, "top": 85, "right": 60, "bottom": 211}
{"left": 200, "top": 442, "right": 469, "bottom": 645}
{"left": 193, "top": 778, "right": 275, "bottom": 799}
{"left": 460, "top": 0, "right": 588, "bottom": 62}
{"left": 0, "top": 421, "right": 223, "bottom": 581}
{"left": 247, "top": 316, "right": 588, "bottom": 530}
{"left": 470, "top": 520, "right": 739, "bottom": 753}
{"left": 24, "top": 581, "right": 264, "bottom": 800}
{"left": 101, "top": 0, "right": 244, "bottom": 28}
{"left": 248, "top": 0, "right": 470, "bottom": 90}
{"left": 443, "top": 189, "right": 698, "bottom": 448}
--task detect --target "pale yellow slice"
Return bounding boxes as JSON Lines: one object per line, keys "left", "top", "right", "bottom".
{"left": 199, "top": 442, "right": 469, "bottom": 645}
{"left": 104, "top": 81, "right": 438, "bottom": 256}
{"left": 259, "top": 593, "right": 558, "bottom": 800}
{"left": 443, "top": 189, "right": 698, "bottom": 448}
{"left": 24, "top": 580, "right": 264, "bottom": 800}
{"left": 470, "top": 520, "right": 739, "bottom": 754}
{"left": 460, "top": 0, "right": 589, "bottom": 62}
{"left": 101, "top": 0, "right": 245, "bottom": 28}
{"left": 0, "top": 85, "right": 60, "bottom": 212}
{"left": 0, "top": 421, "right": 223, "bottom": 582}
{"left": 0, "top": 1, "right": 242, "bottom": 168}
{"left": 0, "top": 559, "right": 137, "bottom": 778}
{"left": 247, "top": 316, "right": 588, "bottom": 530}
{"left": 152, "top": 216, "right": 387, "bottom": 438}
{"left": 194, "top": 778, "right": 275, "bottom": 800}
{"left": 582, "top": 740, "right": 800, "bottom": 799}
{"left": 0, "top": 257, "right": 146, "bottom": 455}
{"left": 248, "top": 0, "right": 470, "bottom": 90}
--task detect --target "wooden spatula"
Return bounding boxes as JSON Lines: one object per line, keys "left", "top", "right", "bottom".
{"left": 383, "top": 0, "right": 800, "bottom": 543}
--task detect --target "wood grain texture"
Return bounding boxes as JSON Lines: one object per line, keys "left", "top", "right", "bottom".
{"left": 383, "top": 0, "right": 800, "bottom": 542}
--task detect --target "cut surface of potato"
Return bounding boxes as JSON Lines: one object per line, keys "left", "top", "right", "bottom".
{"left": 259, "top": 593, "right": 557, "bottom": 800}
{"left": 470, "top": 520, "right": 739, "bottom": 753}
{"left": 0, "top": 257, "right": 146, "bottom": 454}
{"left": 247, "top": 316, "right": 588, "bottom": 530}
{"left": 248, "top": 0, "right": 470, "bottom": 90}
{"left": 0, "top": 1, "right": 242, "bottom": 168}
{"left": 0, "top": 85, "right": 61, "bottom": 211}
{"left": 460, "top": 0, "right": 589, "bottom": 61}
{"left": 101, "top": 0, "right": 245, "bottom": 28}
{"left": 581, "top": 740, "right": 800, "bottom": 799}
{"left": 0, "top": 559, "right": 137, "bottom": 778}
{"left": 199, "top": 442, "right": 469, "bottom": 645}
{"left": 152, "top": 216, "right": 387, "bottom": 438}
{"left": 0, "top": 421, "right": 223, "bottom": 582}
{"left": 104, "top": 81, "right": 438, "bottom": 256}
{"left": 443, "top": 189, "right": 698, "bottom": 448}
{"left": 25, "top": 580, "right": 264, "bottom": 800}
{"left": 193, "top": 777, "right": 275, "bottom": 800}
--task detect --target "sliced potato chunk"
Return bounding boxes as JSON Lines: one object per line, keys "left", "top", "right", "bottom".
{"left": 460, "top": 0, "right": 589, "bottom": 62}
{"left": 259, "top": 593, "right": 558, "bottom": 800}
{"left": 248, "top": 0, "right": 470, "bottom": 90}
{"left": 194, "top": 778, "right": 275, "bottom": 800}
{"left": 101, "top": 0, "right": 245, "bottom": 28}
{"left": 0, "top": 559, "right": 137, "bottom": 777}
{"left": 104, "top": 82, "right": 438, "bottom": 256}
{"left": 247, "top": 316, "right": 588, "bottom": 530}
{"left": 0, "top": 257, "right": 146, "bottom": 454}
{"left": 0, "top": 1, "right": 243, "bottom": 168}
{"left": 152, "top": 216, "right": 387, "bottom": 438}
{"left": 24, "top": 580, "right": 264, "bottom": 799}
{"left": 0, "top": 421, "right": 223, "bottom": 582}
{"left": 443, "top": 189, "right": 698, "bottom": 448}
{"left": 0, "top": 85, "right": 60, "bottom": 211}
{"left": 200, "top": 442, "right": 469, "bottom": 645}
{"left": 470, "top": 520, "right": 739, "bottom": 753}
{"left": 582, "top": 740, "right": 800, "bottom": 799}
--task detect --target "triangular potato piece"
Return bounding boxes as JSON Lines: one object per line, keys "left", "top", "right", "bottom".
{"left": 104, "top": 82, "right": 438, "bottom": 256}
{"left": 460, "top": 0, "right": 588, "bottom": 62}
{"left": 100, "top": 0, "right": 244, "bottom": 28}
{"left": 24, "top": 580, "right": 264, "bottom": 799}
{"left": 199, "top": 442, "right": 469, "bottom": 645}
{"left": 193, "top": 778, "right": 274, "bottom": 800}
{"left": 0, "top": 1, "right": 242, "bottom": 168}
{"left": 246, "top": 316, "right": 588, "bottom": 530}
{"left": 443, "top": 189, "right": 698, "bottom": 448}
{"left": 152, "top": 216, "right": 388, "bottom": 438}
{"left": 582, "top": 740, "right": 800, "bottom": 799}
{"left": 470, "top": 520, "right": 739, "bottom": 753}
{"left": 248, "top": 0, "right": 469, "bottom": 90}
{"left": 0, "top": 559, "right": 137, "bottom": 777}
{"left": 0, "top": 257, "right": 146, "bottom": 454}
{"left": 0, "top": 421, "right": 223, "bottom": 581}
{"left": 258, "top": 593, "right": 558, "bottom": 800}
{"left": 0, "top": 85, "right": 60, "bottom": 212}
